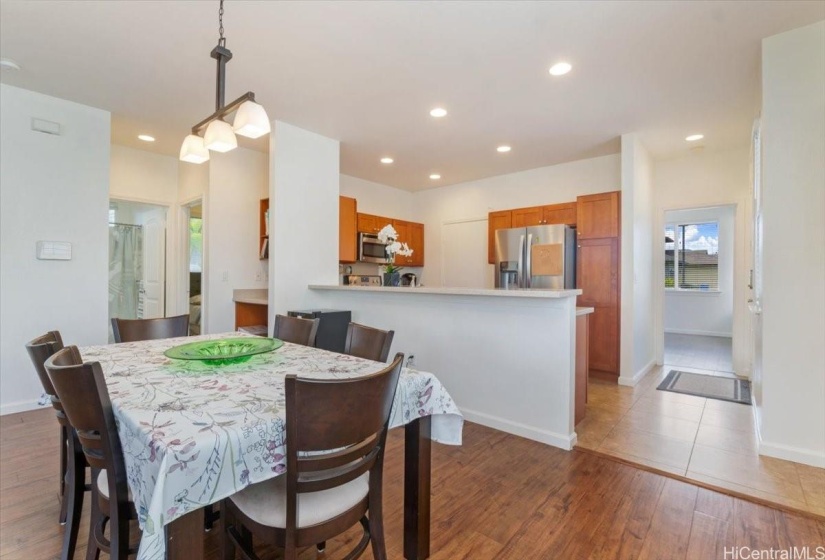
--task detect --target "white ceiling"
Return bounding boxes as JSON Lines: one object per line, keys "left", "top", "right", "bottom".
{"left": 1, "top": 1, "right": 823, "bottom": 191}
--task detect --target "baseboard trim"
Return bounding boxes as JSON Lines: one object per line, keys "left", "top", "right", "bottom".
{"left": 619, "top": 359, "right": 656, "bottom": 387}
{"left": 664, "top": 328, "right": 732, "bottom": 338}
{"left": 459, "top": 407, "right": 576, "bottom": 451}
{"left": 0, "top": 399, "right": 44, "bottom": 416}
{"left": 759, "top": 439, "right": 825, "bottom": 469}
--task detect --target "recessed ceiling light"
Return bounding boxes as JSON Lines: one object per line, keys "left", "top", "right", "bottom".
{"left": 548, "top": 62, "right": 572, "bottom": 76}
{"left": 685, "top": 134, "right": 704, "bottom": 142}
{"left": 497, "top": 145, "right": 512, "bottom": 153}
{"left": 138, "top": 134, "right": 156, "bottom": 142}
{"left": 429, "top": 107, "right": 448, "bottom": 118}
{"left": 380, "top": 157, "right": 394, "bottom": 164}
{"left": 0, "top": 58, "right": 21, "bottom": 71}
{"left": 429, "top": 174, "right": 441, "bottom": 180}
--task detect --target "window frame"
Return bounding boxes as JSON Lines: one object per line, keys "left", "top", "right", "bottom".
{"left": 664, "top": 220, "right": 721, "bottom": 293}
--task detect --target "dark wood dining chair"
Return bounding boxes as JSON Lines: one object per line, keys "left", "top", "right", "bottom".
{"left": 25, "top": 331, "right": 88, "bottom": 560}
{"left": 111, "top": 313, "right": 189, "bottom": 343}
{"left": 272, "top": 314, "right": 320, "bottom": 347}
{"left": 221, "top": 352, "right": 405, "bottom": 560}
{"left": 45, "top": 346, "right": 139, "bottom": 560}
{"left": 344, "top": 322, "right": 395, "bottom": 362}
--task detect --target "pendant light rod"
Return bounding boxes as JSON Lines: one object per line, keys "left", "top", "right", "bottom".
{"left": 190, "top": 91, "right": 257, "bottom": 135}
{"left": 211, "top": 44, "right": 232, "bottom": 111}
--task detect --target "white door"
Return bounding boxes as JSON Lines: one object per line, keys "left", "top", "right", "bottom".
{"left": 140, "top": 208, "right": 167, "bottom": 319}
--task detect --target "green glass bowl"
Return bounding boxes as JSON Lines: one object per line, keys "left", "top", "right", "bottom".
{"left": 164, "top": 337, "right": 283, "bottom": 363}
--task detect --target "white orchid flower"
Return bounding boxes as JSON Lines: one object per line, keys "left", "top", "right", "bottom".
{"left": 377, "top": 224, "right": 397, "bottom": 243}
{"left": 397, "top": 242, "right": 414, "bottom": 257}
{"left": 386, "top": 241, "right": 402, "bottom": 254}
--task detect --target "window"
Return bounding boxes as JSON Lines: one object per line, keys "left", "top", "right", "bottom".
{"left": 665, "top": 222, "right": 719, "bottom": 291}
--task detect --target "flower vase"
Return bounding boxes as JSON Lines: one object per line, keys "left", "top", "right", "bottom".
{"left": 383, "top": 272, "right": 401, "bottom": 287}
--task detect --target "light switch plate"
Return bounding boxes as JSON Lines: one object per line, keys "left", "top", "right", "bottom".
{"left": 36, "top": 241, "right": 72, "bottom": 260}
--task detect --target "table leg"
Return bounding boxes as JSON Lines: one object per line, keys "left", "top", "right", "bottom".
{"left": 166, "top": 508, "right": 205, "bottom": 559}
{"left": 404, "top": 415, "right": 431, "bottom": 560}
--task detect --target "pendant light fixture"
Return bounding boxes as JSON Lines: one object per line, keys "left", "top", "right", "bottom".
{"left": 179, "top": 0, "right": 270, "bottom": 164}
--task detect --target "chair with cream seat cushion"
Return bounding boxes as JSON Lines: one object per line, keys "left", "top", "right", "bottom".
{"left": 45, "top": 346, "right": 139, "bottom": 560}
{"left": 221, "top": 352, "right": 405, "bottom": 560}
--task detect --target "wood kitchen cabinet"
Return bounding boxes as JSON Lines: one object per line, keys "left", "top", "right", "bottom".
{"left": 391, "top": 219, "right": 425, "bottom": 266}
{"left": 575, "top": 312, "right": 590, "bottom": 425}
{"left": 339, "top": 196, "right": 357, "bottom": 263}
{"left": 576, "top": 191, "right": 620, "bottom": 239}
{"left": 259, "top": 198, "right": 269, "bottom": 260}
{"left": 487, "top": 210, "right": 512, "bottom": 264}
{"left": 357, "top": 213, "right": 391, "bottom": 234}
{"left": 511, "top": 206, "right": 543, "bottom": 227}
{"left": 576, "top": 192, "right": 621, "bottom": 381}
{"left": 543, "top": 202, "right": 577, "bottom": 226}
{"left": 407, "top": 222, "right": 424, "bottom": 266}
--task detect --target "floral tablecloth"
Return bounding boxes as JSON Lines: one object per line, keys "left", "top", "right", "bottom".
{"left": 79, "top": 333, "right": 463, "bottom": 560}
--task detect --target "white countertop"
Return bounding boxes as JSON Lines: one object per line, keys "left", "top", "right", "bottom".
{"left": 309, "top": 284, "right": 581, "bottom": 299}
{"left": 576, "top": 307, "right": 595, "bottom": 316}
{"left": 233, "top": 288, "right": 268, "bottom": 306}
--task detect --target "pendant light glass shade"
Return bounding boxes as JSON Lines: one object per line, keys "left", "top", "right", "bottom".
{"left": 233, "top": 101, "right": 271, "bottom": 139}
{"left": 204, "top": 119, "right": 238, "bottom": 152}
{"left": 179, "top": 134, "right": 210, "bottom": 164}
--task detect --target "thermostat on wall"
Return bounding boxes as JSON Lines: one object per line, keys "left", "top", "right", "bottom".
{"left": 36, "top": 241, "right": 72, "bottom": 260}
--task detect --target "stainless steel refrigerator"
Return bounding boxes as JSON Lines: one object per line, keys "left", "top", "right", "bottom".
{"left": 494, "top": 224, "right": 576, "bottom": 289}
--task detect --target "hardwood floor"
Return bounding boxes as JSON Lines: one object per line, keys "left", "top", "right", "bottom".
{"left": 1, "top": 408, "right": 823, "bottom": 559}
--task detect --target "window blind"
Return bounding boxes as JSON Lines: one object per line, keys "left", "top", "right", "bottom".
{"left": 664, "top": 222, "right": 719, "bottom": 290}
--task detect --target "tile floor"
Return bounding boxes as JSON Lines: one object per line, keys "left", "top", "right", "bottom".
{"left": 575, "top": 340, "right": 825, "bottom": 518}
{"left": 663, "top": 332, "right": 734, "bottom": 373}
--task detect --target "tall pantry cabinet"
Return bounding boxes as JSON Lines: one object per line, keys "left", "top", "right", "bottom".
{"left": 575, "top": 191, "right": 621, "bottom": 380}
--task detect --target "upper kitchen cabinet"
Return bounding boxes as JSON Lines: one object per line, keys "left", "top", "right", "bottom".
{"left": 511, "top": 206, "right": 543, "bottom": 227}
{"left": 576, "top": 191, "right": 620, "bottom": 239}
{"left": 407, "top": 222, "right": 424, "bottom": 266}
{"left": 357, "top": 213, "right": 391, "bottom": 234}
{"left": 339, "top": 196, "right": 357, "bottom": 263}
{"left": 487, "top": 210, "right": 512, "bottom": 264}
{"left": 543, "top": 202, "right": 577, "bottom": 226}
{"left": 391, "top": 219, "right": 425, "bottom": 266}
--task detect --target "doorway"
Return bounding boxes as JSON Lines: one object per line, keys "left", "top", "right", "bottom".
{"left": 185, "top": 201, "right": 204, "bottom": 335}
{"left": 662, "top": 205, "right": 736, "bottom": 375}
{"left": 108, "top": 200, "right": 168, "bottom": 340}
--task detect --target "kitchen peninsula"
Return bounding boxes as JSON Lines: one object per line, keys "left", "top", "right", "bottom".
{"left": 309, "top": 284, "right": 586, "bottom": 450}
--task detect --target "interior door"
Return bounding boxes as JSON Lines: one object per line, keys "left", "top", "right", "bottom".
{"left": 750, "top": 121, "right": 763, "bottom": 395}
{"left": 140, "top": 207, "right": 167, "bottom": 319}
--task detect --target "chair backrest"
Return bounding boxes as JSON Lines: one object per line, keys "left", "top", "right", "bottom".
{"left": 344, "top": 322, "right": 395, "bottom": 362}
{"left": 284, "top": 352, "right": 404, "bottom": 509}
{"left": 44, "top": 346, "right": 129, "bottom": 505}
{"left": 273, "top": 315, "right": 320, "bottom": 347}
{"left": 25, "top": 331, "right": 67, "bottom": 424}
{"left": 111, "top": 314, "right": 189, "bottom": 343}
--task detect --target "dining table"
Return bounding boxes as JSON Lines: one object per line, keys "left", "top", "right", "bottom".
{"left": 79, "top": 332, "right": 463, "bottom": 560}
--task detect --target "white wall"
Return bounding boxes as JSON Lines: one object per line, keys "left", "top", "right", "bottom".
{"left": 110, "top": 144, "right": 178, "bottom": 205}
{"left": 268, "top": 121, "right": 340, "bottom": 322}
{"left": 415, "top": 154, "right": 621, "bottom": 287}
{"left": 0, "top": 84, "right": 110, "bottom": 414}
{"left": 759, "top": 21, "right": 825, "bottom": 468}
{"left": 110, "top": 144, "right": 181, "bottom": 315}
{"left": 340, "top": 174, "right": 418, "bottom": 221}
{"left": 620, "top": 134, "right": 655, "bottom": 385}
{"left": 664, "top": 205, "right": 735, "bottom": 337}
{"left": 204, "top": 147, "right": 269, "bottom": 333}
{"left": 652, "top": 147, "right": 752, "bottom": 374}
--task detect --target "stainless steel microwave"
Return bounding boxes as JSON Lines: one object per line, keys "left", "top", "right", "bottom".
{"left": 358, "top": 232, "right": 390, "bottom": 263}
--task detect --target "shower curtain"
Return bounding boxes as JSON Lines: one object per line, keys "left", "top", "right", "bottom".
{"left": 108, "top": 224, "right": 142, "bottom": 341}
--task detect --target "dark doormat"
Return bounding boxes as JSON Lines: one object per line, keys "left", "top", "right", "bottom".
{"left": 657, "top": 370, "right": 752, "bottom": 405}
